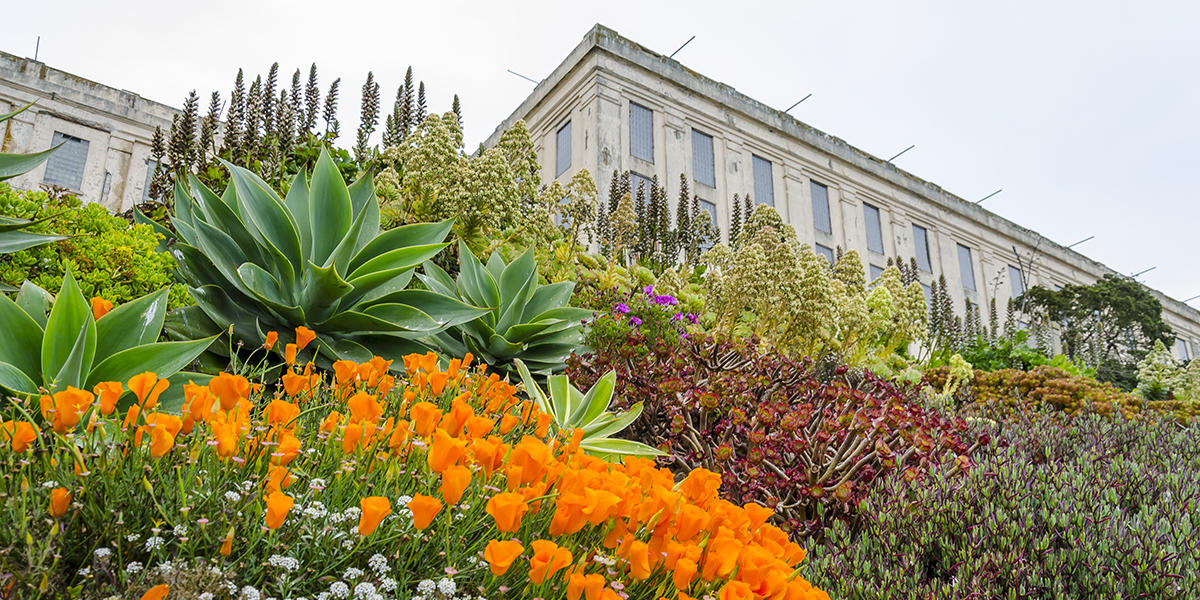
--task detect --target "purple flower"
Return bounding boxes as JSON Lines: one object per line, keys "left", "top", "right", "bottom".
{"left": 671, "top": 312, "right": 684, "bottom": 321}
{"left": 653, "top": 295, "right": 678, "bottom": 306}
{"left": 643, "top": 285, "right": 654, "bottom": 295}
{"left": 681, "top": 333, "right": 689, "bottom": 339}
{"left": 628, "top": 316, "right": 643, "bottom": 327}
{"left": 686, "top": 313, "right": 699, "bottom": 324}
{"left": 614, "top": 302, "right": 630, "bottom": 314}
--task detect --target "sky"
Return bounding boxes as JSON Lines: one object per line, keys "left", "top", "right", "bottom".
{"left": 4, "top": 0, "right": 1198, "bottom": 303}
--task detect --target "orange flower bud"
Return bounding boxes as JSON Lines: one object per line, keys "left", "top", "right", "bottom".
{"left": 358, "top": 496, "right": 391, "bottom": 536}
{"left": 263, "top": 331, "right": 279, "bottom": 351}
{"left": 264, "top": 491, "right": 293, "bottom": 529}
{"left": 49, "top": 487, "right": 71, "bottom": 518}
{"left": 90, "top": 296, "right": 113, "bottom": 320}
{"left": 439, "top": 464, "right": 471, "bottom": 505}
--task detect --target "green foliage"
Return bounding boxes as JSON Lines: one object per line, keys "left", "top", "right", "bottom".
{"left": 420, "top": 243, "right": 592, "bottom": 375}
{"left": 946, "top": 329, "right": 1096, "bottom": 378}
{"left": 164, "top": 149, "right": 488, "bottom": 368}
{"left": 702, "top": 204, "right": 926, "bottom": 364}
{"left": 0, "top": 104, "right": 66, "bottom": 272}
{"left": 514, "top": 358, "right": 662, "bottom": 459}
{"left": 1018, "top": 275, "right": 1172, "bottom": 389}
{"left": 0, "top": 271, "right": 214, "bottom": 404}
{"left": 0, "top": 184, "right": 188, "bottom": 307}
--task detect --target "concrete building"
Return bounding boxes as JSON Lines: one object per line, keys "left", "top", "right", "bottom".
{"left": 0, "top": 50, "right": 175, "bottom": 213}
{"left": 483, "top": 24, "right": 1200, "bottom": 360}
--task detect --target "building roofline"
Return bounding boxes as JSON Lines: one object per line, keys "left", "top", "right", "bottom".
{"left": 483, "top": 24, "right": 1200, "bottom": 324}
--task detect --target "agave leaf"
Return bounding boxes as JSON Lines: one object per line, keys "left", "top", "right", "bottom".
{"left": 324, "top": 183, "right": 382, "bottom": 275}
{"left": 347, "top": 243, "right": 448, "bottom": 282}
{"left": 370, "top": 290, "right": 491, "bottom": 328}
{"left": 86, "top": 336, "right": 217, "bottom": 389}
{"left": 578, "top": 437, "right": 664, "bottom": 458}
{"left": 320, "top": 310, "right": 414, "bottom": 335}
{"left": 0, "top": 146, "right": 58, "bottom": 181}
{"left": 495, "top": 268, "right": 539, "bottom": 336}
{"left": 237, "top": 263, "right": 305, "bottom": 323}
{"left": 522, "top": 282, "right": 576, "bottom": 322}
{"left": 547, "top": 374, "right": 572, "bottom": 421}
{"left": 572, "top": 370, "right": 616, "bottom": 428}
{"left": 361, "top": 304, "right": 449, "bottom": 332}
{"left": 347, "top": 171, "right": 380, "bottom": 256}
{"left": 191, "top": 178, "right": 266, "bottom": 266}
{"left": 584, "top": 402, "right": 645, "bottom": 438}
{"left": 14, "top": 281, "right": 52, "bottom": 328}
{"left": 497, "top": 248, "right": 537, "bottom": 315}
{"left": 348, "top": 220, "right": 453, "bottom": 274}
{"left": 133, "top": 208, "right": 174, "bottom": 252}
{"left": 416, "top": 260, "right": 458, "bottom": 297}
{"left": 502, "top": 322, "right": 557, "bottom": 344}
{"left": 0, "top": 360, "right": 39, "bottom": 395}
{"left": 484, "top": 252, "right": 506, "bottom": 282}
{"left": 42, "top": 272, "right": 95, "bottom": 386}
{"left": 283, "top": 170, "right": 312, "bottom": 260}
{"left": 95, "top": 288, "right": 169, "bottom": 359}
{"left": 162, "top": 305, "right": 222, "bottom": 342}
{"left": 191, "top": 219, "right": 258, "bottom": 296}
{"left": 514, "top": 359, "right": 550, "bottom": 414}
{"left": 526, "top": 307, "right": 595, "bottom": 324}
{"left": 301, "top": 262, "right": 354, "bottom": 325}
{"left": 457, "top": 243, "right": 500, "bottom": 309}
{"left": 225, "top": 162, "right": 304, "bottom": 278}
{"left": 50, "top": 321, "right": 92, "bottom": 392}
{"left": 0, "top": 230, "right": 67, "bottom": 253}
{"left": 188, "top": 285, "right": 266, "bottom": 344}
{"left": 307, "top": 148, "right": 354, "bottom": 266}
{"left": 341, "top": 267, "right": 416, "bottom": 309}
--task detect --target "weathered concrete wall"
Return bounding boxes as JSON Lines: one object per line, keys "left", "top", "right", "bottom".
{"left": 484, "top": 24, "right": 1200, "bottom": 355}
{"left": 0, "top": 50, "right": 177, "bottom": 212}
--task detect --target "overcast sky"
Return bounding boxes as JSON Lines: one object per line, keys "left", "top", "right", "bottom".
{"left": 5, "top": 1, "right": 1198, "bottom": 303}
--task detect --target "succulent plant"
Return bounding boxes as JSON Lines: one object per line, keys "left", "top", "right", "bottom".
{"left": 1, "top": 103, "right": 67, "bottom": 283}
{"left": 161, "top": 148, "right": 489, "bottom": 367}
{"left": 419, "top": 243, "right": 592, "bottom": 375}
{"left": 514, "top": 358, "right": 661, "bottom": 459}
{"left": 0, "top": 271, "right": 214, "bottom": 406}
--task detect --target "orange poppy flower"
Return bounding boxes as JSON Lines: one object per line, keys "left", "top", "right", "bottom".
{"left": 264, "top": 399, "right": 300, "bottom": 429}
{"left": 498, "top": 413, "right": 521, "bottom": 435}
{"left": 140, "top": 584, "right": 169, "bottom": 600}
{"left": 427, "top": 428, "right": 466, "bottom": 473}
{"left": 281, "top": 370, "right": 319, "bottom": 398}
{"left": 407, "top": 494, "right": 442, "bottom": 530}
{"left": 358, "top": 496, "right": 392, "bottom": 536}
{"left": 347, "top": 392, "right": 382, "bottom": 425}
{"left": 483, "top": 539, "right": 524, "bottom": 576}
{"left": 673, "top": 557, "right": 697, "bottom": 591}
{"left": 294, "top": 326, "right": 316, "bottom": 351}
{"left": 263, "top": 331, "right": 279, "bottom": 351}
{"left": 342, "top": 422, "right": 364, "bottom": 453}
{"left": 47, "top": 387, "right": 93, "bottom": 434}
{"left": 49, "top": 487, "right": 71, "bottom": 517}
{"left": 486, "top": 492, "right": 530, "bottom": 533}
{"left": 264, "top": 491, "right": 294, "bottom": 529}
{"left": 265, "top": 465, "right": 293, "bottom": 494}
{"left": 284, "top": 343, "right": 298, "bottom": 366}
{"left": 209, "top": 373, "right": 250, "bottom": 411}
{"left": 440, "top": 464, "right": 471, "bottom": 505}
{"left": 273, "top": 432, "right": 301, "bottom": 465}
{"left": 128, "top": 372, "right": 168, "bottom": 410}
{"left": 90, "top": 296, "right": 113, "bottom": 320}
{"left": 528, "top": 539, "right": 573, "bottom": 585}
{"left": 220, "top": 527, "right": 234, "bottom": 556}
{"left": 718, "top": 580, "right": 754, "bottom": 600}
{"left": 409, "top": 401, "right": 442, "bottom": 437}
{"left": 1, "top": 420, "right": 38, "bottom": 453}
{"left": 148, "top": 414, "right": 181, "bottom": 458}
{"left": 93, "top": 381, "right": 123, "bottom": 416}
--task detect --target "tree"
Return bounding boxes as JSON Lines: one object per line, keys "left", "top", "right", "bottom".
{"left": 1018, "top": 274, "right": 1172, "bottom": 389}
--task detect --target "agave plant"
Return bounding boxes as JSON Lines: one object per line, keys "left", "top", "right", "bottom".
{"left": 160, "top": 148, "right": 488, "bottom": 367}
{"left": 1, "top": 102, "right": 67, "bottom": 290}
{"left": 0, "top": 271, "right": 215, "bottom": 408}
{"left": 419, "top": 243, "right": 593, "bottom": 375}
{"left": 515, "top": 358, "right": 661, "bottom": 459}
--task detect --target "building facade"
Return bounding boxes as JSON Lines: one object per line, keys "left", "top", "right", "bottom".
{"left": 484, "top": 24, "right": 1200, "bottom": 358}
{"left": 0, "top": 50, "right": 175, "bottom": 213}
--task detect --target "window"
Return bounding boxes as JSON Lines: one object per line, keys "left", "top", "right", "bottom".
{"left": 43, "top": 132, "right": 89, "bottom": 190}
{"left": 912, "top": 224, "right": 932, "bottom": 272}
{"left": 629, "top": 103, "right": 654, "bottom": 162}
{"left": 869, "top": 264, "right": 885, "bottom": 281}
{"left": 815, "top": 243, "right": 835, "bottom": 263}
{"left": 629, "top": 172, "right": 652, "bottom": 200}
{"left": 143, "top": 160, "right": 159, "bottom": 203}
{"left": 555, "top": 121, "right": 571, "bottom": 177}
{"left": 921, "top": 283, "right": 933, "bottom": 306}
{"left": 699, "top": 199, "right": 718, "bottom": 250}
{"left": 1008, "top": 265, "right": 1025, "bottom": 299}
{"left": 864, "top": 203, "right": 884, "bottom": 254}
{"left": 1176, "top": 338, "right": 1191, "bottom": 361}
{"left": 752, "top": 155, "right": 774, "bottom": 206}
{"left": 692, "top": 130, "right": 716, "bottom": 187}
{"left": 811, "top": 181, "right": 831, "bottom": 234}
{"left": 957, "top": 243, "right": 976, "bottom": 291}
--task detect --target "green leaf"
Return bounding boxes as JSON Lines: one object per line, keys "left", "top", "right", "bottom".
{"left": 284, "top": 170, "right": 312, "bottom": 260}
{"left": 237, "top": 263, "right": 304, "bottom": 322}
{"left": 347, "top": 171, "right": 380, "bottom": 256}
{"left": 307, "top": 148, "right": 353, "bottom": 266}
{"left": 226, "top": 163, "right": 303, "bottom": 287}
{"left": 521, "top": 281, "right": 576, "bottom": 322}
{"left": 0, "top": 292, "right": 45, "bottom": 383}
{"left": 349, "top": 220, "right": 453, "bottom": 274}
{"left": 85, "top": 336, "right": 217, "bottom": 389}
{"left": 347, "top": 243, "right": 448, "bottom": 282}
{"left": 585, "top": 402, "right": 645, "bottom": 438}
{"left": 547, "top": 374, "right": 572, "bottom": 422}
{"left": 361, "top": 303, "right": 447, "bottom": 332}
{"left": 14, "top": 281, "right": 52, "bottom": 328}
{"left": 321, "top": 310, "right": 412, "bottom": 335}
{"left": 162, "top": 305, "right": 222, "bottom": 342}
{"left": 578, "top": 436, "right": 665, "bottom": 458}
{"left": 417, "top": 260, "right": 457, "bottom": 297}
{"left": 42, "top": 272, "right": 95, "bottom": 386}
{"left": 573, "top": 370, "right": 616, "bottom": 427}
{"left": 133, "top": 207, "right": 174, "bottom": 251}
{"left": 0, "top": 229, "right": 67, "bottom": 253}
{"left": 95, "top": 289, "right": 168, "bottom": 360}
{"left": 0, "top": 360, "right": 38, "bottom": 395}
{"left": 50, "top": 321, "right": 92, "bottom": 392}
{"left": 301, "top": 261, "right": 354, "bottom": 325}
{"left": 457, "top": 243, "right": 500, "bottom": 309}
{"left": 0, "top": 145, "right": 59, "bottom": 181}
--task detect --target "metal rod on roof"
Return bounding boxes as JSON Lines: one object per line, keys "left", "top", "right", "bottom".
{"left": 1066, "top": 235, "right": 1095, "bottom": 249}
{"left": 1130, "top": 266, "right": 1156, "bottom": 279}
{"left": 1183, "top": 294, "right": 1200, "bottom": 303}
{"left": 886, "top": 145, "right": 915, "bottom": 162}
{"left": 506, "top": 69, "right": 538, "bottom": 85}
{"left": 669, "top": 35, "right": 696, "bottom": 59}
{"left": 34, "top": 36, "right": 40, "bottom": 62}
{"left": 975, "top": 189, "right": 1003, "bottom": 205}
{"left": 785, "top": 94, "right": 813, "bottom": 112}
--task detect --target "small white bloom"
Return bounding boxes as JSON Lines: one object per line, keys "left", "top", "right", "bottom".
{"left": 342, "top": 507, "right": 361, "bottom": 521}
{"left": 157, "top": 560, "right": 174, "bottom": 574}
{"left": 173, "top": 524, "right": 187, "bottom": 537}
{"left": 42, "top": 480, "right": 58, "bottom": 488}
{"left": 329, "top": 582, "right": 350, "bottom": 599}
{"left": 76, "top": 567, "right": 90, "bottom": 576}
{"left": 309, "top": 478, "right": 327, "bottom": 489}
{"left": 368, "top": 553, "right": 390, "bottom": 574}
{"left": 145, "top": 535, "right": 165, "bottom": 551}
{"left": 199, "top": 594, "right": 214, "bottom": 600}
{"left": 343, "top": 567, "right": 364, "bottom": 581}
{"left": 436, "top": 578, "right": 456, "bottom": 595}
{"left": 225, "top": 491, "right": 241, "bottom": 502}
{"left": 379, "top": 577, "right": 397, "bottom": 592}
{"left": 125, "top": 562, "right": 143, "bottom": 574}
{"left": 240, "top": 586, "right": 261, "bottom": 600}
{"left": 416, "top": 579, "right": 436, "bottom": 595}
{"left": 126, "top": 533, "right": 141, "bottom": 542}
{"left": 352, "top": 582, "right": 377, "bottom": 599}
{"left": 93, "top": 547, "right": 112, "bottom": 558}
{"left": 268, "top": 554, "right": 300, "bottom": 572}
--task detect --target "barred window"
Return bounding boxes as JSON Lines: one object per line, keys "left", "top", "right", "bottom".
{"left": 864, "top": 203, "right": 884, "bottom": 254}
{"left": 913, "top": 224, "right": 932, "bottom": 272}
{"left": 555, "top": 121, "right": 571, "bottom": 177}
{"left": 811, "top": 181, "right": 831, "bottom": 234}
{"left": 43, "top": 132, "right": 89, "bottom": 190}
{"left": 752, "top": 155, "right": 774, "bottom": 206}
{"left": 629, "top": 103, "right": 654, "bottom": 162}
{"left": 692, "top": 130, "right": 715, "bottom": 187}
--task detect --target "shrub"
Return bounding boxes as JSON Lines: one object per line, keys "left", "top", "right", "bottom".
{"left": 0, "top": 184, "right": 188, "bottom": 307}
{"left": 0, "top": 346, "right": 828, "bottom": 599}
{"left": 568, "top": 334, "right": 982, "bottom": 536}
{"left": 925, "top": 364, "right": 1200, "bottom": 422}
{"left": 808, "top": 413, "right": 1200, "bottom": 598}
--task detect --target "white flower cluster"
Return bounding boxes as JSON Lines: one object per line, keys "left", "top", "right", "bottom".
{"left": 144, "top": 535, "right": 165, "bottom": 551}
{"left": 328, "top": 582, "right": 350, "bottom": 599}
{"left": 240, "top": 585, "right": 261, "bottom": 600}
{"left": 267, "top": 554, "right": 300, "bottom": 573}
{"left": 368, "top": 553, "right": 390, "bottom": 575}
{"left": 93, "top": 547, "right": 112, "bottom": 559}
{"left": 125, "top": 561, "right": 143, "bottom": 574}
{"left": 173, "top": 524, "right": 188, "bottom": 537}
{"left": 225, "top": 490, "right": 242, "bottom": 502}
{"left": 304, "top": 501, "right": 328, "bottom": 519}
{"left": 353, "top": 582, "right": 381, "bottom": 600}
{"left": 343, "top": 567, "right": 364, "bottom": 581}
{"left": 42, "top": 480, "right": 58, "bottom": 488}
